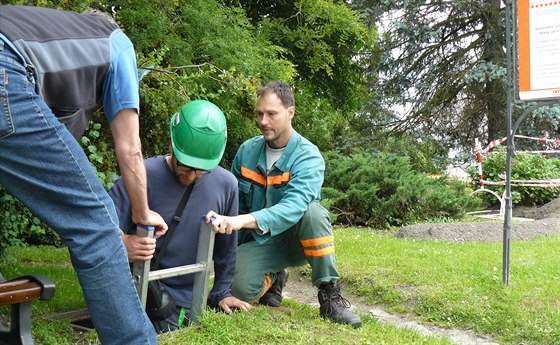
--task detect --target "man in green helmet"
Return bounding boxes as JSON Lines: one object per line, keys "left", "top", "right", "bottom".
{"left": 109, "top": 100, "right": 252, "bottom": 333}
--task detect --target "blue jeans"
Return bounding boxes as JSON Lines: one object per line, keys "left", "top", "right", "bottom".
{"left": 0, "top": 41, "right": 157, "bottom": 344}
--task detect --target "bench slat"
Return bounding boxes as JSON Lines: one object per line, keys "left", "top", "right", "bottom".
{"left": 0, "top": 280, "right": 42, "bottom": 306}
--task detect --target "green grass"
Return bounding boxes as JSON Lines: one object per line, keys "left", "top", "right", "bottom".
{"left": 0, "top": 246, "right": 85, "bottom": 314}
{"left": 334, "top": 227, "right": 560, "bottom": 344}
{"left": 2, "top": 230, "right": 560, "bottom": 344}
{"left": 0, "top": 245, "right": 453, "bottom": 344}
{"left": 159, "top": 301, "right": 453, "bottom": 345}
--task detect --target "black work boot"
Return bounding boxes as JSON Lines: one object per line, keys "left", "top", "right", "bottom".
{"left": 258, "top": 269, "right": 289, "bottom": 307}
{"left": 318, "top": 282, "right": 362, "bottom": 328}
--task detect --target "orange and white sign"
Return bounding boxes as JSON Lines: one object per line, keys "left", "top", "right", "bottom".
{"left": 518, "top": 0, "right": 560, "bottom": 100}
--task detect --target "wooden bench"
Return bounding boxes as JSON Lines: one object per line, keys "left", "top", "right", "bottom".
{"left": 0, "top": 273, "right": 55, "bottom": 345}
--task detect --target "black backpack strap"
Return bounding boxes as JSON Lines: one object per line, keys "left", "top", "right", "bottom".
{"left": 152, "top": 182, "right": 194, "bottom": 270}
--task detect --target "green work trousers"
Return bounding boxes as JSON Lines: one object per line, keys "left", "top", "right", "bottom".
{"left": 231, "top": 202, "right": 340, "bottom": 303}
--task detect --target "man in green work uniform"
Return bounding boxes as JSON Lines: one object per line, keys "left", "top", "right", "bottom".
{"left": 206, "top": 81, "right": 362, "bottom": 328}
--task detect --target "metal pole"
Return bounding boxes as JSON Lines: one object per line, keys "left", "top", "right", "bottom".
{"left": 503, "top": 0, "right": 514, "bottom": 286}
{"left": 504, "top": 0, "right": 560, "bottom": 286}
{"left": 132, "top": 219, "right": 215, "bottom": 325}
{"left": 189, "top": 219, "right": 215, "bottom": 325}
{"left": 132, "top": 225, "right": 154, "bottom": 307}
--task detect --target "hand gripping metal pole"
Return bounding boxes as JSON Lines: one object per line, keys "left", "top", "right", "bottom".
{"left": 132, "top": 225, "right": 154, "bottom": 308}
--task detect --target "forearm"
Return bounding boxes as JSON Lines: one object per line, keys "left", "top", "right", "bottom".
{"left": 110, "top": 109, "right": 150, "bottom": 223}
{"left": 116, "top": 142, "right": 149, "bottom": 222}
{"left": 234, "top": 213, "right": 258, "bottom": 230}
{"left": 205, "top": 212, "right": 257, "bottom": 234}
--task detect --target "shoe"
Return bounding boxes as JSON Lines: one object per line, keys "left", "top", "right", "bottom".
{"left": 258, "top": 269, "right": 289, "bottom": 307}
{"left": 318, "top": 282, "right": 362, "bottom": 328}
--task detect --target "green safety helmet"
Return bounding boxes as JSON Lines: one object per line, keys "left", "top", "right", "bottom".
{"left": 170, "top": 100, "right": 227, "bottom": 171}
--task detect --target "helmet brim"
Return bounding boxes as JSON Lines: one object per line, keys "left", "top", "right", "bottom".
{"left": 172, "top": 144, "right": 223, "bottom": 171}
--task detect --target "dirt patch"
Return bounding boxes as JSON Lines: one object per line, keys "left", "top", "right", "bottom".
{"left": 283, "top": 270, "right": 498, "bottom": 345}
{"left": 396, "top": 217, "right": 560, "bottom": 243}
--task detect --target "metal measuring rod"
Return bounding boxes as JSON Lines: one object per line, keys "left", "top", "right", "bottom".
{"left": 132, "top": 218, "right": 215, "bottom": 324}
{"left": 132, "top": 225, "right": 154, "bottom": 308}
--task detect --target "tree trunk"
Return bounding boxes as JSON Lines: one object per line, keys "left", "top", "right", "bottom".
{"left": 483, "top": 0, "right": 507, "bottom": 142}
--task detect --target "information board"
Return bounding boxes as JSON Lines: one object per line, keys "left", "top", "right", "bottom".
{"left": 518, "top": 0, "right": 560, "bottom": 100}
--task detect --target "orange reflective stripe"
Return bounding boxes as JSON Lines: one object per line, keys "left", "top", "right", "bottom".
{"left": 267, "top": 172, "right": 290, "bottom": 186}
{"left": 304, "top": 246, "right": 335, "bottom": 257}
{"left": 300, "top": 235, "right": 334, "bottom": 248}
{"left": 241, "top": 166, "right": 290, "bottom": 187}
{"left": 257, "top": 274, "right": 273, "bottom": 300}
{"left": 240, "top": 166, "right": 266, "bottom": 187}
{"left": 263, "top": 275, "right": 272, "bottom": 291}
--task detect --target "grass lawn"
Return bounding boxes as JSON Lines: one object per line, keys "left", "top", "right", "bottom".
{"left": 334, "top": 227, "right": 560, "bottom": 345}
{"left": 1, "top": 226, "right": 559, "bottom": 344}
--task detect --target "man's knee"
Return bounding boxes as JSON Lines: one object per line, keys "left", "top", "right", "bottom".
{"left": 299, "top": 202, "right": 332, "bottom": 234}
{"left": 232, "top": 243, "right": 264, "bottom": 302}
{"left": 231, "top": 277, "right": 262, "bottom": 303}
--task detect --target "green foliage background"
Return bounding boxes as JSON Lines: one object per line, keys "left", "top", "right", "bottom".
{"left": 0, "top": 0, "right": 518, "bottom": 255}
{"left": 322, "top": 150, "right": 480, "bottom": 227}
{"left": 0, "top": 0, "right": 376, "bottom": 256}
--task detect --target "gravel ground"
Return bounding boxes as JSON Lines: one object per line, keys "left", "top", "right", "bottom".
{"left": 397, "top": 198, "right": 560, "bottom": 243}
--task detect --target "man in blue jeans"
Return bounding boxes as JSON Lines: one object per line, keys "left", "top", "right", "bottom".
{"left": 0, "top": 6, "right": 166, "bottom": 344}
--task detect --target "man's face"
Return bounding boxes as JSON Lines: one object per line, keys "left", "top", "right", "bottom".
{"left": 170, "top": 155, "right": 210, "bottom": 186}
{"left": 255, "top": 92, "right": 294, "bottom": 149}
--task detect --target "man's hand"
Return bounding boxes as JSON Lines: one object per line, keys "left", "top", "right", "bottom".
{"left": 218, "top": 296, "right": 252, "bottom": 314}
{"left": 121, "top": 233, "right": 157, "bottom": 261}
{"left": 133, "top": 210, "right": 168, "bottom": 238}
{"left": 204, "top": 211, "right": 257, "bottom": 234}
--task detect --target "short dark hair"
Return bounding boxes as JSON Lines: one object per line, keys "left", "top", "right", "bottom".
{"left": 257, "top": 81, "right": 295, "bottom": 108}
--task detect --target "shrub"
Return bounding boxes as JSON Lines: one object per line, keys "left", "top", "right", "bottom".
{"left": 80, "top": 121, "right": 121, "bottom": 190}
{"left": 322, "top": 150, "right": 480, "bottom": 228}
{"left": 337, "top": 133, "right": 450, "bottom": 174}
{"left": 0, "top": 186, "right": 60, "bottom": 259}
{"left": 468, "top": 149, "right": 560, "bottom": 206}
